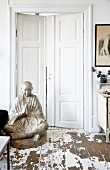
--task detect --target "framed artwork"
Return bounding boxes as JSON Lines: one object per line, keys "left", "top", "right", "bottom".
{"left": 95, "top": 24, "right": 110, "bottom": 67}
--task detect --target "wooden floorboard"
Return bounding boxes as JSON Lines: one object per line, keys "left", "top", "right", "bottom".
{"left": 0, "top": 127, "right": 110, "bottom": 169}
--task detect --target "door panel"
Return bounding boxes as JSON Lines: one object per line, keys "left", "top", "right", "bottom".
{"left": 22, "top": 47, "right": 39, "bottom": 94}
{"left": 59, "top": 48, "right": 77, "bottom": 95}
{"left": 55, "top": 14, "right": 83, "bottom": 128}
{"left": 17, "top": 14, "right": 45, "bottom": 112}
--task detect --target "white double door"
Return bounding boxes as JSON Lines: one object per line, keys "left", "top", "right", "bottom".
{"left": 17, "top": 13, "right": 83, "bottom": 128}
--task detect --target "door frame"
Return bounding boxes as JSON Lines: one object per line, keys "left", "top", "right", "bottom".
{"left": 9, "top": 3, "right": 93, "bottom": 132}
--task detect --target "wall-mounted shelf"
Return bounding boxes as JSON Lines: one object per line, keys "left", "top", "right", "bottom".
{"left": 97, "top": 83, "right": 110, "bottom": 92}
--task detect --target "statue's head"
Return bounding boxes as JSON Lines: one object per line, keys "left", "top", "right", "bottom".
{"left": 22, "top": 81, "right": 33, "bottom": 97}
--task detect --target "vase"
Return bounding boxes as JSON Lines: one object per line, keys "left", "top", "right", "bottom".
{"left": 100, "top": 75, "right": 107, "bottom": 83}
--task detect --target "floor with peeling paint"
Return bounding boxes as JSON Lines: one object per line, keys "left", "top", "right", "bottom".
{"left": 0, "top": 127, "right": 110, "bottom": 170}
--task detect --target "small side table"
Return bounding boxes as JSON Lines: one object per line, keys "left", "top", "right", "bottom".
{"left": 0, "top": 136, "right": 10, "bottom": 170}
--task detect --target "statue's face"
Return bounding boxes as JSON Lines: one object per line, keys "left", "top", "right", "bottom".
{"left": 22, "top": 85, "right": 33, "bottom": 97}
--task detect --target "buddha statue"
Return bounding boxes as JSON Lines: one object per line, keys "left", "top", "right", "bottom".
{"left": 4, "top": 81, "right": 48, "bottom": 148}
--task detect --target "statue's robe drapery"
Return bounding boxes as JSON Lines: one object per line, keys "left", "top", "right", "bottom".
{"left": 7, "top": 94, "right": 46, "bottom": 134}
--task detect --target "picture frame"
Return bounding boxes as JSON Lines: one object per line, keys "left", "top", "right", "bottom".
{"left": 95, "top": 24, "right": 110, "bottom": 67}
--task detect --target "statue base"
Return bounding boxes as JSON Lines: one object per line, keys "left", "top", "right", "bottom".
{"left": 10, "top": 133, "right": 47, "bottom": 149}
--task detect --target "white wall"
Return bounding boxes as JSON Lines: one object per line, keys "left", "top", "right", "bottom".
{"left": 0, "top": 0, "right": 10, "bottom": 110}
{"left": 0, "top": 0, "right": 110, "bottom": 130}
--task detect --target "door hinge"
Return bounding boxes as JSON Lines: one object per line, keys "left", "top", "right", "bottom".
{"left": 16, "top": 29, "right": 17, "bottom": 37}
